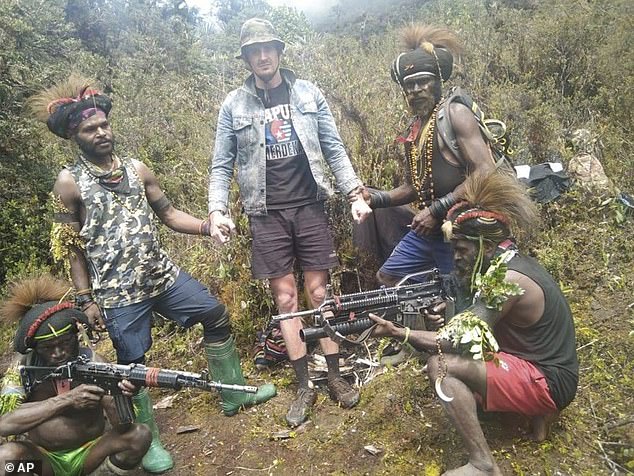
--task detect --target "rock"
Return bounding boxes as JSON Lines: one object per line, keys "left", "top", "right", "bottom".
{"left": 364, "top": 444, "right": 382, "bottom": 456}
{"left": 176, "top": 425, "right": 199, "bottom": 434}
{"left": 568, "top": 153, "right": 612, "bottom": 192}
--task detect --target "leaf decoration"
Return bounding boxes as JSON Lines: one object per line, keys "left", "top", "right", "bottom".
{"left": 50, "top": 193, "right": 85, "bottom": 277}
{"left": 0, "top": 366, "right": 26, "bottom": 415}
{"left": 437, "top": 310, "right": 499, "bottom": 361}
{"left": 474, "top": 250, "right": 524, "bottom": 310}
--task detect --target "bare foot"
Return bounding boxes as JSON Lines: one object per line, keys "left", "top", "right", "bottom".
{"left": 443, "top": 462, "right": 502, "bottom": 476}
{"left": 531, "top": 411, "right": 560, "bottom": 442}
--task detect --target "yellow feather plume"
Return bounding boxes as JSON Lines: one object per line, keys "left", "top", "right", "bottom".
{"left": 399, "top": 24, "right": 462, "bottom": 56}
{"left": 27, "top": 73, "right": 98, "bottom": 122}
{"left": 462, "top": 171, "right": 539, "bottom": 233}
{"left": 0, "top": 275, "right": 73, "bottom": 323}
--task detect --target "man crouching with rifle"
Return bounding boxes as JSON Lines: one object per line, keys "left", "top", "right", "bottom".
{"left": 369, "top": 172, "right": 578, "bottom": 475}
{"left": 0, "top": 275, "right": 151, "bottom": 475}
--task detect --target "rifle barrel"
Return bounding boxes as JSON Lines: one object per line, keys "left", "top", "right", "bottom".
{"left": 209, "top": 382, "right": 258, "bottom": 393}
{"left": 300, "top": 317, "right": 374, "bottom": 343}
{"left": 271, "top": 308, "right": 316, "bottom": 322}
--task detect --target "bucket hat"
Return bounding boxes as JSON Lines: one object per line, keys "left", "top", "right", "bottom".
{"left": 235, "top": 18, "right": 285, "bottom": 59}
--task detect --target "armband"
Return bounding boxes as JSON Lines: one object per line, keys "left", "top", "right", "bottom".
{"left": 429, "top": 193, "right": 458, "bottom": 219}
{"left": 51, "top": 193, "right": 80, "bottom": 224}
{"left": 149, "top": 194, "right": 171, "bottom": 213}
{"left": 76, "top": 293, "right": 94, "bottom": 307}
{"left": 199, "top": 219, "right": 211, "bottom": 236}
{"left": 369, "top": 190, "right": 392, "bottom": 209}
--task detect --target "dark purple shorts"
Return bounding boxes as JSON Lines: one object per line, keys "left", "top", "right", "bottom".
{"left": 249, "top": 202, "right": 339, "bottom": 279}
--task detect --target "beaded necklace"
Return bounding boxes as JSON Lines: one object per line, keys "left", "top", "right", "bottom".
{"left": 408, "top": 103, "right": 440, "bottom": 210}
{"left": 78, "top": 155, "right": 144, "bottom": 214}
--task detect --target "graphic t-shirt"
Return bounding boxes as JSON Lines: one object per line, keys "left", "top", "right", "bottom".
{"left": 257, "top": 83, "right": 318, "bottom": 209}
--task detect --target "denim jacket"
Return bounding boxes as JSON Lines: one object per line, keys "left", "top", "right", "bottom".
{"left": 208, "top": 68, "right": 362, "bottom": 216}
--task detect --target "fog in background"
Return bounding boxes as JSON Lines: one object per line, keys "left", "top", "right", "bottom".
{"left": 184, "top": 0, "right": 405, "bottom": 27}
{"left": 185, "top": 0, "right": 337, "bottom": 19}
{"left": 267, "top": 0, "right": 339, "bottom": 21}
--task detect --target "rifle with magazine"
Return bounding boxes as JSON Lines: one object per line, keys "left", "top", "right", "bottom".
{"left": 19, "top": 355, "right": 257, "bottom": 423}
{"left": 272, "top": 269, "right": 453, "bottom": 344}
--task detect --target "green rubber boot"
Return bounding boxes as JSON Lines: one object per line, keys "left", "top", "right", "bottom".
{"left": 205, "top": 336, "right": 277, "bottom": 416}
{"left": 133, "top": 388, "right": 174, "bottom": 473}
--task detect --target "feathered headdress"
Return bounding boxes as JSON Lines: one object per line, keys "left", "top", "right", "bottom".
{"left": 0, "top": 275, "right": 90, "bottom": 354}
{"left": 27, "top": 73, "right": 112, "bottom": 139}
{"left": 442, "top": 171, "right": 538, "bottom": 242}
{"left": 391, "top": 24, "right": 462, "bottom": 87}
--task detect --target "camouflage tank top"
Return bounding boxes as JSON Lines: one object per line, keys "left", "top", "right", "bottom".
{"left": 68, "top": 156, "right": 178, "bottom": 308}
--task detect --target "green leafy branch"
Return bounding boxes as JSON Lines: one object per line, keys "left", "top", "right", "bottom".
{"left": 475, "top": 251, "right": 524, "bottom": 310}
{"left": 437, "top": 310, "right": 499, "bottom": 362}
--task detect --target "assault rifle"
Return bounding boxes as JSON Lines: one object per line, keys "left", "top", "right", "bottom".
{"left": 19, "top": 355, "right": 257, "bottom": 424}
{"left": 272, "top": 269, "right": 453, "bottom": 344}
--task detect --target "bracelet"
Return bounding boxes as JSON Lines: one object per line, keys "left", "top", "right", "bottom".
{"left": 429, "top": 200, "right": 445, "bottom": 219}
{"left": 401, "top": 327, "right": 411, "bottom": 345}
{"left": 369, "top": 189, "right": 392, "bottom": 209}
{"left": 81, "top": 301, "right": 97, "bottom": 312}
{"left": 76, "top": 293, "right": 94, "bottom": 307}
{"left": 76, "top": 288, "right": 92, "bottom": 296}
{"left": 429, "top": 192, "right": 458, "bottom": 219}
{"left": 199, "top": 219, "right": 211, "bottom": 236}
{"left": 347, "top": 186, "right": 364, "bottom": 199}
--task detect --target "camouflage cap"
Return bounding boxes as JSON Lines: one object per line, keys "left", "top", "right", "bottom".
{"left": 236, "top": 18, "right": 285, "bottom": 59}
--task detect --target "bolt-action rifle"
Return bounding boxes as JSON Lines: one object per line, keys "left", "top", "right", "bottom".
{"left": 19, "top": 356, "right": 257, "bottom": 423}
{"left": 272, "top": 269, "right": 453, "bottom": 344}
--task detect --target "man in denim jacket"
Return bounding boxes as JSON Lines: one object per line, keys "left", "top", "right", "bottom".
{"left": 208, "top": 18, "right": 372, "bottom": 427}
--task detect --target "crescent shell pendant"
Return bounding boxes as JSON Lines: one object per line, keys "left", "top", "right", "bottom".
{"left": 435, "top": 377, "right": 454, "bottom": 402}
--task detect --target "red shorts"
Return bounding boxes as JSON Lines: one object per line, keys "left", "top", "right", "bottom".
{"left": 478, "top": 352, "right": 558, "bottom": 416}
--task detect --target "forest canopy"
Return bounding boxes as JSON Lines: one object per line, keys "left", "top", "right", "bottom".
{"left": 1, "top": 0, "right": 631, "bottom": 287}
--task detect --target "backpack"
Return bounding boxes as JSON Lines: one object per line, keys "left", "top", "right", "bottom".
{"left": 436, "top": 87, "right": 514, "bottom": 172}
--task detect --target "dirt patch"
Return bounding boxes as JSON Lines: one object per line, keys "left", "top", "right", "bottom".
{"left": 120, "top": 353, "right": 625, "bottom": 476}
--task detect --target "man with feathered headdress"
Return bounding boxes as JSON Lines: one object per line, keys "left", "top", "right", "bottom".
{"left": 29, "top": 74, "right": 276, "bottom": 473}
{"left": 362, "top": 25, "right": 496, "bottom": 287}
{"left": 369, "top": 172, "right": 579, "bottom": 475}
{"left": 0, "top": 275, "right": 151, "bottom": 475}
